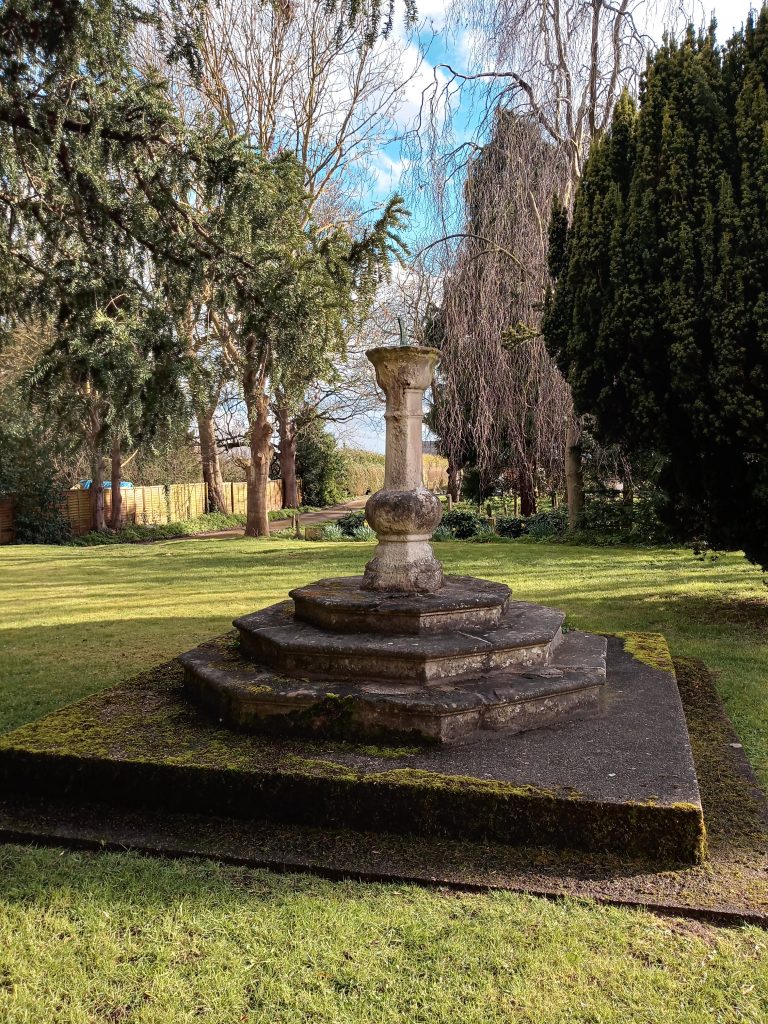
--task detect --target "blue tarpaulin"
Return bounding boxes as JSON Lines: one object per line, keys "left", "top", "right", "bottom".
{"left": 79, "top": 480, "right": 134, "bottom": 489}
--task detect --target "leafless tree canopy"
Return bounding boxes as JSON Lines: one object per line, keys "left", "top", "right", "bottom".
{"left": 426, "top": 0, "right": 654, "bottom": 207}
{"left": 192, "top": 0, "right": 417, "bottom": 214}
{"left": 434, "top": 113, "right": 572, "bottom": 504}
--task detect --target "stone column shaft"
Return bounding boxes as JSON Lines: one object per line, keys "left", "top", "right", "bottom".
{"left": 384, "top": 385, "right": 427, "bottom": 490}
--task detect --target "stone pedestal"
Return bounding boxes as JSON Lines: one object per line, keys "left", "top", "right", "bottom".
{"left": 362, "top": 346, "right": 444, "bottom": 593}
{"left": 178, "top": 342, "right": 608, "bottom": 745}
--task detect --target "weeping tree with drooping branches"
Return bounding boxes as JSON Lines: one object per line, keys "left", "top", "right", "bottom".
{"left": 416, "top": 0, "right": 652, "bottom": 520}
{"left": 432, "top": 112, "right": 573, "bottom": 512}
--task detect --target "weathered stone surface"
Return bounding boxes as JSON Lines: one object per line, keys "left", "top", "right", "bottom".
{"left": 362, "top": 346, "right": 444, "bottom": 593}
{"left": 290, "top": 575, "right": 511, "bottom": 635}
{"left": 365, "top": 488, "right": 443, "bottom": 538}
{"left": 0, "top": 637, "right": 706, "bottom": 864}
{"left": 234, "top": 599, "right": 566, "bottom": 684}
{"left": 181, "top": 629, "right": 606, "bottom": 743}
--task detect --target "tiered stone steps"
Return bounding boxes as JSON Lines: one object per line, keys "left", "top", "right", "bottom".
{"left": 180, "top": 575, "right": 607, "bottom": 744}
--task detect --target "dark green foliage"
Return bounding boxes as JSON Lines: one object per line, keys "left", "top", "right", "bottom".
{"left": 336, "top": 510, "right": 367, "bottom": 536}
{"left": 0, "top": 368, "right": 77, "bottom": 545}
{"left": 295, "top": 420, "right": 349, "bottom": 508}
{"left": 0, "top": 0, "right": 209, "bottom": 477}
{"left": 10, "top": 484, "right": 71, "bottom": 545}
{"left": 525, "top": 508, "right": 569, "bottom": 539}
{"left": 496, "top": 515, "right": 527, "bottom": 538}
{"left": 545, "top": 14, "right": 768, "bottom": 568}
{"left": 459, "top": 467, "right": 495, "bottom": 503}
{"left": 577, "top": 498, "right": 670, "bottom": 546}
{"left": 440, "top": 508, "right": 485, "bottom": 539}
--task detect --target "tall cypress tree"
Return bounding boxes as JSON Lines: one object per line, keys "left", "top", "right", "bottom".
{"left": 545, "top": 14, "right": 768, "bottom": 567}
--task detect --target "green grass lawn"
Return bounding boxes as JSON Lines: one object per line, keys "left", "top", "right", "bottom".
{"left": 1, "top": 537, "right": 767, "bottom": 1022}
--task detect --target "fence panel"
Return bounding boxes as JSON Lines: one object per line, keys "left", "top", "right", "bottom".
{"left": 267, "top": 480, "right": 284, "bottom": 510}
{"left": 1, "top": 478, "right": 293, "bottom": 542}
{"left": 169, "top": 483, "right": 206, "bottom": 521}
{"left": 134, "top": 485, "right": 170, "bottom": 525}
{"left": 224, "top": 480, "right": 285, "bottom": 515}
{"left": 64, "top": 490, "right": 93, "bottom": 535}
{"left": 103, "top": 487, "right": 136, "bottom": 528}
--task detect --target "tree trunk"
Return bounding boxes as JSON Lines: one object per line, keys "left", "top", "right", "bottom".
{"left": 447, "top": 461, "right": 462, "bottom": 502}
{"left": 621, "top": 467, "right": 634, "bottom": 509}
{"left": 566, "top": 422, "right": 585, "bottom": 531}
{"left": 245, "top": 392, "right": 272, "bottom": 537}
{"left": 621, "top": 464, "right": 634, "bottom": 526}
{"left": 277, "top": 406, "right": 299, "bottom": 509}
{"left": 196, "top": 405, "right": 227, "bottom": 514}
{"left": 519, "top": 467, "right": 537, "bottom": 517}
{"left": 90, "top": 451, "right": 107, "bottom": 532}
{"left": 109, "top": 436, "right": 122, "bottom": 530}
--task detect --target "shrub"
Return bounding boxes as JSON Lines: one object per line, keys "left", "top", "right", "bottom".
{"left": 351, "top": 522, "right": 376, "bottom": 541}
{"left": 440, "top": 508, "right": 485, "bottom": 539}
{"left": 432, "top": 525, "right": 454, "bottom": 541}
{"left": 575, "top": 497, "right": 671, "bottom": 545}
{"left": 67, "top": 512, "right": 247, "bottom": 546}
{"left": 12, "top": 484, "right": 72, "bottom": 544}
{"left": 466, "top": 526, "right": 499, "bottom": 543}
{"left": 577, "top": 499, "right": 627, "bottom": 538}
{"left": 336, "top": 510, "right": 367, "bottom": 536}
{"left": 318, "top": 523, "right": 345, "bottom": 541}
{"left": 296, "top": 421, "right": 348, "bottom": 506}
{"left": 496, "top": 515, "right": 527, "bottom": 538}
{"left": 525, "top": 507, "right": 569, "bottom": 539}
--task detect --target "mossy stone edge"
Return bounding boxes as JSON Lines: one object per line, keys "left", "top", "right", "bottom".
{"left": 0, "top": 634, "right": 705, "bottom": 865}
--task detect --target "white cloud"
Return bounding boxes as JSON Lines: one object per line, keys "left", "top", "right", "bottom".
{"left": 371, "top": 152, "right": 412, "bottom": 190}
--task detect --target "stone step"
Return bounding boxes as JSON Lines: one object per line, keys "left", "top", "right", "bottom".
{"left": 290, "top": 575, "right": 511, "bottom": 635}
{"left": 235, "top": 599, "right": 566, "bottom": 684}
{"left": 181, "top": 629, "right": 606, "bottom": 744}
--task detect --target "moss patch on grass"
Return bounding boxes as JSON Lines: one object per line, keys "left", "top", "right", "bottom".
{"left": 615, "top": 632, "right": 675, "bottom": 674}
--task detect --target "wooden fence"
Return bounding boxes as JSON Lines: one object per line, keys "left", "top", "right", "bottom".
{"left": 1, "top": 480, "right": 290, "bottom": 542}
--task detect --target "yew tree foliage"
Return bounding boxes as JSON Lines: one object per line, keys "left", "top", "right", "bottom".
{"left": 0, "top": 0, "right": 210, "bottom": 451}
{"left": 545, "top": 14, "right": 768, "bottom": 568}
{"left": 0, "top": 0, "right": 407, "bottom": 468}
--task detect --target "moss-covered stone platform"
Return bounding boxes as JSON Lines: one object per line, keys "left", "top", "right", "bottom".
{"left": 0, "top": 636, "right": 706, "bottom": 866}
{"left": 0, "top": 654, "right": 764, "bottom": 924}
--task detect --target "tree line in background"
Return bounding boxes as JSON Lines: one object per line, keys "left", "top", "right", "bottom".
{"left": 0, "top": 0, "right": 409, "bottom": 539}
{"left": 4, "top": 0, "right": 768, "bottom": 565}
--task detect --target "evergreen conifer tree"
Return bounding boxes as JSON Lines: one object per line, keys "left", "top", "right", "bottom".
{"left": 545, "top": 13, "right": 768, "bottom": 567}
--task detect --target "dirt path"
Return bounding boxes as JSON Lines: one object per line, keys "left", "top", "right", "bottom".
{"left": 184, "top": 497, "right": 368, "bottom": 540}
